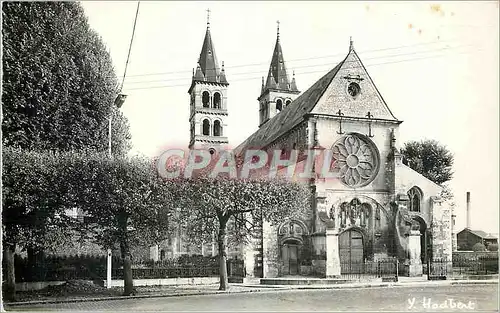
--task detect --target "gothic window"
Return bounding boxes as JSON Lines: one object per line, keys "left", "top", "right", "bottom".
{"left": 331, "top": 133, "right": 379, "bottom": 188}
{"left": 213, "top": 120, "right": 222, "bottom": 136}
{"left": 202, "top": 91, "right": 210, "bottom": 108}
{"left": 285, "top": 99, "right": 291, "bottom": 106}
{"left": 213, "top": 92, "right": 221, "bottom": 109}
{"left": 160, "top": 250, "right": 165, "bottom": 261}
{"left": 202, "top": 119, "right": 210, "bottom": 136}
{"left": 276, "top": 99, "right": 283, "bottom": 112}
{"left": 408, "top": 187, "right": 422, "bottom": 212}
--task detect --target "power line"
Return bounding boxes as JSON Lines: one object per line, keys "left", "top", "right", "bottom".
{"left": 121, "top": 38, "right": 466, "bottom": 79}
{"left": 119, "top": 1, "right": 141, "bottom": 93}
{"left": 123, "top": 43, "right": 474, "bottom": 85}
{"left": 123, "top": 46, "right": 485, "bottom": 91}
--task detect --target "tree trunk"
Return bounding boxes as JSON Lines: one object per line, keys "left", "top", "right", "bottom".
{"left": 120, "top": 238, "right": 134, "bottom": 296}
{"left": 3, "top": 244, "right": 16, "bottom": 302}
{"left": 218, "top": 226, "right": 228, "bottom": 291}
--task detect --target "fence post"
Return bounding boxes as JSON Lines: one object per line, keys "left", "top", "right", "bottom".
{"left": 106, "top": 249, "right": 112, "bottom": 289}
{"left": 396, "top": 259, "right": 399, "bottom": 280}
{"left": 427, "top": 259, "right": 431, "bottom": 280}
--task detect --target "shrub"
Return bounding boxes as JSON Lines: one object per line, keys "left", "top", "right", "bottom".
{"left": 472, "top": 243, "right": 487, "bottom": 252}
{"left": 487, "top": 244, "right": 498, "bottom": 252}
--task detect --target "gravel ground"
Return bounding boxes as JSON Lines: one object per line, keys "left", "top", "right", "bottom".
{"left": 7, "top": 281, "right": 263, "bottom": 303}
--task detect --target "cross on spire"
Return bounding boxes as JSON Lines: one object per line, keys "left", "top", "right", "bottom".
{"left": 207, "top": 8, "right": 211, "bottom": 28}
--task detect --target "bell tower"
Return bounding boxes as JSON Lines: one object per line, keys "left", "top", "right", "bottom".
{"left": 258, "top": 21, "right": 300, "bottom": 127}
{"left": 188, "top": 9, "right": 229, "bottom": 154}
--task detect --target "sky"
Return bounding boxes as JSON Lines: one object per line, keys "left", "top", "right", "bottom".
{"left": 81, "top": 1, "right": 499, "bottom": 234}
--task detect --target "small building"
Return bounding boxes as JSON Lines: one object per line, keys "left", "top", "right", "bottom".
{"left": 457, "top": 229, "right": 498, "bottom": 251}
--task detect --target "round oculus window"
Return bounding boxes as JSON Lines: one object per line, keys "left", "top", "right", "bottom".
{"left": 331, "top": 134, "right": 380, "bottom": 188}
{"left": 347, "top": 82, "right": 361, "bottom": 97}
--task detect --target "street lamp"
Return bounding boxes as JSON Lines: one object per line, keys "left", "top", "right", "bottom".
{"left": 108, "top": 93, "right": 128, "bottom": 157}
{"left": 106, "top": 92, "right": 127, "bottom": 288}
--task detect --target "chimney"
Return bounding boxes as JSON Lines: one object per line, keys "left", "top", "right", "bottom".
{"left": 466, "top": 192, "right": 471, "bottom": 229}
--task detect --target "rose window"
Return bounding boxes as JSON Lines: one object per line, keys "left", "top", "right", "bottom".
{"left": 331, "top": 134, "right": 379, "bottom": 187}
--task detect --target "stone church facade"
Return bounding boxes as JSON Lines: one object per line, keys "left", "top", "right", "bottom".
{"left": 152, "top": 19, "right": 453, "bottom": 278}
{"left": 232, "top": 29, "right": 453, "bottom": 278}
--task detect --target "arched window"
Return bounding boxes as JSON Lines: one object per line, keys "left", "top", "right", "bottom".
{"left": 202, "top": 91, "right": 210, "bottom": 108}
{"left": 213, "top": 120, "right": 222, "bottom": 136}
{"left": 202, "top": 119, "right": 210, "bottom": 136}
{"left": 160, "top": 250, "right": 165, "bottom": 261}
{"left": 285, "top": 99, "right": 291, "bottom": 106}
{"left": 408, "top": 187, "right": 422, "bottom": 212}
{"left": 276, "top": 99, "right": 283, "bottom": 112}
{"left": 213, "top": 92, "right": 221, "bottom": 109}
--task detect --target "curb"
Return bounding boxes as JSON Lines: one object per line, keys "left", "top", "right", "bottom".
{"left": 3, "top": 280, "right": 497, "bottom": 307}
{"left": 3, "top": 287, "right": 273, "bottom": 307}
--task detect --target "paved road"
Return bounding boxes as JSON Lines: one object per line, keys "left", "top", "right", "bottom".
{"left": 6, "top": 284, "right": 498, "bottom": 312}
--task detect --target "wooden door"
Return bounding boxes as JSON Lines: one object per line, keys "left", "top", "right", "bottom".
{"left": 339, "top": 230, "right": 364, "bottom": 273}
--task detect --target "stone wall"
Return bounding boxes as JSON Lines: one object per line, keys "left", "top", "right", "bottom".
{"left": 430, "top": 197, "right": 453, "bottom": 261}
{"left": 262, "top": 221, "right": 280, "bottom": 277}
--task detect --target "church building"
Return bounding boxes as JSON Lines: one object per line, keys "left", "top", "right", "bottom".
{"left": 153, "top": 15, "right": 453, "bottom": 279}
{"left": 232, "top": 25, "right": 453, "bottom": 278}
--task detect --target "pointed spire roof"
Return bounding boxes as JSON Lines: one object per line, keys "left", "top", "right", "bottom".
{"left": 189, "top": 11, "right": 229, "bottom": 93}
{"left": 219, "top": 61, "right": 228, "bottom": 84}
{"left": 290, "top": 70, "right": 298, "bottom": 91}
{"left": 262, "top": 21, "right": 297, "bottom": 93}
{"left": 198, "top": 27, "right": 220, "bottom": 82}
{"left": 194, "top": 63, "right": 205, "bottom": 80}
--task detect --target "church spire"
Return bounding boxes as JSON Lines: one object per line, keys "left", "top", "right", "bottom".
{"left": 349, "top": 36, "right": 354, "bottom": 51}
{"left": 192, "top": 9, "right": 227, "bottom": 84}
{"left": 264, "top": 21, "right": 293, "bottom": 91}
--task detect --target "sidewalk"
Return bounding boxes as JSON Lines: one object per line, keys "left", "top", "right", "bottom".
{"left": 4, "top": 278, "right": 498, "bottom": 307}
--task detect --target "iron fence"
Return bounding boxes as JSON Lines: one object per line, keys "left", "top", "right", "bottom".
{"left": 227, "top": 259, "right": 245, "bottom": 277}
{"left": 451, "top": 255, "right": 498, "bottom": 277}
{"left": 340, "top": 259, "right": 398, "bottom": 281}
{"left": 112, "top": 266, "right": 219, "bottom": 280}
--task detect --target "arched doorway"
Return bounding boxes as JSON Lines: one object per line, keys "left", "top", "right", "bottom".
{"left": 278, "top": 219, "right": 308, "bottom": 276}
{"left": 339, "top": 229, "right": 364, "bottom": 273}
{"left": 282, "top": 239, "right": 300, "bottom": 275}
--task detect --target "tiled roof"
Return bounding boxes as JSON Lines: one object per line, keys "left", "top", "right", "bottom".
{"left": 235, "top": 57, "right": 347, "bottom": 154}
{"left": 198, "top": 28, "right": 220, "bottom": 82}
{"left": 463, "top": 229, "right": 498, "bottom": 239}
{"left": 262, "top": 34, "right": 299, "bottom": 94}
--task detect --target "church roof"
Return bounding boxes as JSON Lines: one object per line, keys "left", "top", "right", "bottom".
{"left": 235, "top": 57, "right": 346, "bottom": 153}
{"left": 260, "top": 28, "right": 299, "bottom": 96}
{"left": 198, "top": 27, "right": 220, "bottom": 82}
{"left": 188, "top": 24, "right": 228, "bottom": 93}
{"left": 235, "top": 42, "right": 400, "bottom": 154}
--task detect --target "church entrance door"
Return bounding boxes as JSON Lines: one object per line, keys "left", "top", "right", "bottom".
{"left": 282, "top": 241, "right": 300, "bottom": 275}
{"left": 339, "top": 229, "right": 364, "bottom": 273}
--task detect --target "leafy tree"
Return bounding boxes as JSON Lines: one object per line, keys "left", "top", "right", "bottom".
{"left": 2, "top": 1, "right": 131, "bottom": 154}
{"left": 2, "top": 148, "right": 82, "bottom": 301}
{"left": 167, "top": 158, "right": 311, "bottom": 290}
{"left": 2, "top": 2, "right": 132, "bottom": 299}
{"left": 400, "top": 140, "right": 454, "bottom": 185}
{"left": 71, "top": 154, "right": 174, "bottom": 296}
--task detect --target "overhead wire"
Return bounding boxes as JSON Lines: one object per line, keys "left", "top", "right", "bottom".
{"left": 123, "top": 43, "right": 475, "bottom": 86}
{"left": 123, "top": 45, "right": 486, "bottom": 91}
{"left": 115, "top": 37, "right": 467, "bottom": 80}
{"left": 119, "top": 1, "right": 141, "bottom": 93}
